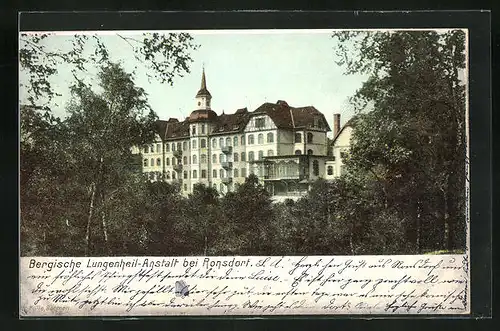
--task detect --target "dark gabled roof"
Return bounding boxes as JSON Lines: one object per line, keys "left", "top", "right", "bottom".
{"left": 155, "top": 101, "right": 330, "bottom": 140}
{"left": 155, "top": 118, "right": 190, "bottom": 140}
{"left": 210, "top": 108, "right": 250, "bottom": 135}
{"left": 252, "top": 101, "right": 331, "bottom": 131}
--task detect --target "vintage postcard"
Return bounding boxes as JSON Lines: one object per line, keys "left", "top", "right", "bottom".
{"left": 19, "top": 25, "right": 471, "bottom": 316}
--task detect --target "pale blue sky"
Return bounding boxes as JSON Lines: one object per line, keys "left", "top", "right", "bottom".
{"left": 20, "top": 30, "right": 368, "bottom": 137}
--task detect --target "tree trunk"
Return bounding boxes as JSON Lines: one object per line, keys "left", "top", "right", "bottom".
{"left": 416, "top": 200, "right": 422, "bottom": 254}
{"left": 101, "top": 194, "right": 109, "bottom": 255}
{"left": 442, "top": 174, "right": 451, "bottom": 251}
{"left": 85, "top": 182, "right": 96, "bottom": 256}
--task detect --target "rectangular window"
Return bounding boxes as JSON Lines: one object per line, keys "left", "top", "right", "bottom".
{"left": 213, "top": 169, "right": 217, "bottom": 178}
{"left": 201, "top": 170, "right": 207, "bottom": 178}
{"left": 192, "top": 170, "right": 198, "bottom": 179}
{"left": 201, "top": 124, "right": 205, "bottom": 134}
{"left": 156, "top": 144, "right": 161, "bottom": 153}
{"left": 255, "top": 118, "right": 265, "bottom": 128}
{"left": 241, "top": 168, "right": 247, "bottom": 178}
{"left": 234, "top": 169, "right": 239, "bottom": 177}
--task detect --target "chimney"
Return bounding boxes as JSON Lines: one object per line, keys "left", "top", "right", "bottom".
{"left": 333, "top": 113, "right": 341, "bottom": 137}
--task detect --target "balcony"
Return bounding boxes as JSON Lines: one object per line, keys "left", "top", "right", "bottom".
{"left": 221, "top": 146, "right": 232, "bottom": 154}
{"left": 173, "top": 163, "right": 183, "bottom": 172}
{"left": 221, "top": 177, "right": 232, "bottom": 185}
{"left": 173, "top": 150, "right": 183, "bottom": 158}
{"left": 221, "top": 162, "right": 233, "bottom": 169}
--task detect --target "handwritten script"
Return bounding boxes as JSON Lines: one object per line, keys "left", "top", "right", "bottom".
{"left": 20, "top": 255, "right": 469, "bottom": 316}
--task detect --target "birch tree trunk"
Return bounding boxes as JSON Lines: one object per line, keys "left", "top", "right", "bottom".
{"left": 85, "top": 182, "right": 96, "bottom": 256}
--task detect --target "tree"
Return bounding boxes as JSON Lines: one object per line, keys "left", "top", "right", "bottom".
{"left": 332, "top": 30, "right": 467, "bottom": 252}
{"left": 220, "top": 175, "right": 275, "bottom": 255}
{"left": 174, "top": 184, "right": 221, "bottom": 255}
{"left": 19, "top": 32, "right": 198, "bottom": 109}
{"left": 20, "top": 32, "right": 199, "bottom": 214}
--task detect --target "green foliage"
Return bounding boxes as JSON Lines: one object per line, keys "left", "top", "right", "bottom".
{"left": 332, "top": 30, "right": 467, "bottom": 252}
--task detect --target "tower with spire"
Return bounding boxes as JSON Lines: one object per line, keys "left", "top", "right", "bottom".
{"left": 195, "top": 66, "right": 212, "bottom": 110}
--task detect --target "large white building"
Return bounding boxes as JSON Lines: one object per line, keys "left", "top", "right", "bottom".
{"left": 138, "top": 69, "right": 351, "bottom": 200}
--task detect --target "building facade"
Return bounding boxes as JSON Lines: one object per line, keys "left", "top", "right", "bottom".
{"left": 324, "top": 114, "right": 353, "bottom": 180}
{"left": 138, "top": 69, "right": 350, "bottom": 200}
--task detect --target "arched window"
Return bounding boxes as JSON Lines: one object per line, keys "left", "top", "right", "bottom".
{"left": 183, "top": 141, "right": 187, "bottom": 150}
{"left": 177, "top": 142, "right": 182, "bottom": 151}
{"left": 212, "top": 154, "right": 217, "bottom": 164}
{"left": 166, "top": 171, "right": 170, "bottom": 179}
{"left": 307, "top": 132, "right": 313, "bottom": 143}
{"left": 201, "top": 124, "right": 205, "bottom": 134}
{"left": 150, "top": 158, "right": 154, "bottom": 166}
{"left": 241, "top": 152, "right": 246, "bottom": 161}
{"left": 212, "top": 138, "right": 217, "bottom": 148}
{"left": 201, "top": 170, "right": 207, "bottom": 178}
{"left": 219, "top": 154, "right": 224, "bottom": 163}
{"left": 171, "top": 143, "right": 176, "bottom": 151}
{"left": 172, "top": 157, "right": 175, "bottom": 165}
{"left": 234, "top": 153, "right": 239, "bottom": 162}
{"left": 248, "top": 134, "right": 254, "bottom": 145}
{"left": 144, "top": 145, "right": 149, "bottom": 153}
{"left": 226, "top": 137, "right": 231, "bottom": 146}
{"left": 241, "top": 135, "right": 246, "bottom": 145}
{"left": 295, "top": 133, "right": 302, "bottom": 143}
{"left": 156, "top": 158, "right": 161, "bottom": 166}
{"left": 258, "top": 133, "right": 264, "bottom": 144}
{"left": 192, "top": 155, "right": 197, "bottom": 164}
{"left": 258, "top": 150, "right": 264, "bottom": 160}
{"left": 143, "top": 159, "right": 148, "bottom": 167}
{"left": 213, "top": 169, "right": 217, "bottom": 178}
{"left": 166, "top": 158, "right": 170, "bottom": 166}
{"left": 192, "top": 170, "right": 197, "bottom": 179}
{"left": 327, "top": 166, "right": 333, "bottom": 175}
{"left": 267, "top": 150, "right": 274, "bottom": 157}
{"left": 192, "top": 140, "right": 197, "bottom": 149}
{"left": 233, "top": 136, "right": 238, "bottom": 147}
{"left": 151, "top": 145, "right": 154, "bottom": 153}
{"left": 192, "top": 125, "right": 196, "bottom": 135}
{"left": 200, "top": 154, "right": 207, "bottom": 164}
{"left": 156, "top": 144, "right": 161, "bottom": 153}
{"left": 248, "top": 151, "right": 255, "bottom": 161}
{"left": 172, "top": 172, "right": 176, "bottom": 179}
{"left": 219, "top": 169, "right": 224, "bottom": 178}
{"left": 307, "top": 149, "right": 313, "bottom": 155}
{"left": 183, "top": 171, "right": 188, "bottom": 179}
{"left": 200, "top": 139, "right": 206, "bottom": 148}
{"left": 219, "top": 137, "right": 224, "bottom": 147}
{"left": 234, "top": 168, "right": 239, "bottom": 177}
{"left": 313, "top": 160, "right": 319, "bottom": 176}
{"left": 219, "top": 183, "right": 224, "bottom": 193}
{"left": 267, "top": 132, "right": 274, "bottom": 143}
{"left": 295, "top": 150, "right": 302, "bottom": 155}
{"left": 165, "top": 143, "right": 170, "bottom": 152}
{"left": 213, "top": 183, "right": 217, "bottom": 189}
{"left": 183, "top": 156, "right": 187, "bottom": 164}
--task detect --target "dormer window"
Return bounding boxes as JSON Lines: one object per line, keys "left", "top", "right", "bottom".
{"left": 255, "top": 118, "right": 265, "bottom": 129}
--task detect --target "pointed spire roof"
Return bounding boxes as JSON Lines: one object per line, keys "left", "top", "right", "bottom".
{"left": 196, "top": 67, "right": 212, "bottom": 98}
